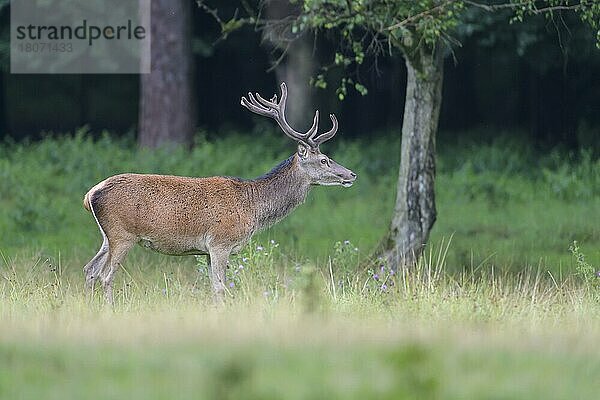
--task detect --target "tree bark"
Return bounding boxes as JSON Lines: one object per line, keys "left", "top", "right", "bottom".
{"left": 384, "top": 46, "right": 444, "bottom": 269}
{"left": 264, "top": 1, "right": 315, "bottom": 128}
{"left": 79, "top": 75, "right": 88, "bottom": 128}
{"left": 273, "top": 38, "right": 314, "bottom": 129}
{"left": 0, "top": 70, "right": 5, "bottom": 138}
{"left": 139, "top": 0, "right": 195, "bottom": 148}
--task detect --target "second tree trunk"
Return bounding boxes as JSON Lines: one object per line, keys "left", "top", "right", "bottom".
{"left": 384, "top": 47, "right": 444, "bottom": 269}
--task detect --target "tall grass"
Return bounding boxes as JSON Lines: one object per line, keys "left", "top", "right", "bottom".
{"left": 1, "top": 237, "right": 599, "bottom": 399}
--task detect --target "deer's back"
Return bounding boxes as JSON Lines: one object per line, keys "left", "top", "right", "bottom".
{"left": 87, "top": 173, "right": 256, "bottom": 250}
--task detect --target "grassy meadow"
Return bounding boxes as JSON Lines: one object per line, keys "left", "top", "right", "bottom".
{"left": 1, "top": 129, "right": 599, "bottom": 398}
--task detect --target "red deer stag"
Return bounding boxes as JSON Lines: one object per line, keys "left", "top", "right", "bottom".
{"left": 83, "top": 82, "right": 357, "bottom": 303}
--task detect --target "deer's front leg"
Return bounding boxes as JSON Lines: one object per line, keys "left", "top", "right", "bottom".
{"left": 208, "top": 247, "right": 230, "bottom": 303}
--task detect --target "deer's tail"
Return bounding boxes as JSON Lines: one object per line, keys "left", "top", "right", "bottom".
{"left": 83, "top": 190, "right": 92, "bottom": 212}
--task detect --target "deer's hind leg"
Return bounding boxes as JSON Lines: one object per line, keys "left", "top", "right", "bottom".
{"left": 99, "top": 235, "right": 136, "bottom": 305}
{"left": 84, "top": 194, "right": 111, "bottom": 289}
{"left": 83, "top": 240, "right": 110, "bottom": 289}
{"left": 84, "top": 210, "right": 111, "bottom": 289}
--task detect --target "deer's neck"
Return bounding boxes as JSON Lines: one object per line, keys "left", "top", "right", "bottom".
{"left": 251, "top": 155, "right": 311, "bottom": 230}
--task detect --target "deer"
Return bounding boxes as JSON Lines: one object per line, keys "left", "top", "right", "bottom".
{"left": 83, "top": 82, "right": 357, "bottom": 304}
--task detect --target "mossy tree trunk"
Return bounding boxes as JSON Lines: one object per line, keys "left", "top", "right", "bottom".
{"left": 384, "top": 45, "right": 444, "bottom": 269}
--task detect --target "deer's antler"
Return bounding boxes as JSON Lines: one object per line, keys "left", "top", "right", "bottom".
{"left": 241, "top": 82, "right": 338, "bottom": 149}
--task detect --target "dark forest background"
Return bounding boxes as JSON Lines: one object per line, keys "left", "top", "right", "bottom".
{"left": 0, "top": 3, "right": 598, "bottom": 149}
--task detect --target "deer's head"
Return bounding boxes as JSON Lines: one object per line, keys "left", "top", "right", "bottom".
{"left": 241, "top": 83, "right": 357, "bottom": 187}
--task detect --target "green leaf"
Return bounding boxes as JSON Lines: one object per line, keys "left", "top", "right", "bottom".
{"left": 354, "top": 83, "right": 368, "bottom": 96}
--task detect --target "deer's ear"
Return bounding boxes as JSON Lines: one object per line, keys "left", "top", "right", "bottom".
{"left": 297, "top": 144, "right": 309, "bottom": 158}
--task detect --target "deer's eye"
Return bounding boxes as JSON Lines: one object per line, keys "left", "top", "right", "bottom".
{"left": 320, "top": 158, "right": 328, "bottom": 165}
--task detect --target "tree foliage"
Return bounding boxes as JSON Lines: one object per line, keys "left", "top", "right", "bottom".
{"left": 291, "top": 0, "right": 600, "bottom": 95}
{"left": 197, "top": 1, "right": 598, "bottom": 96}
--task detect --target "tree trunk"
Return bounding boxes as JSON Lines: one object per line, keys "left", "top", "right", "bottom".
{"left": 139, "top": 0, "right": 195, "bottom": 148}
{"left": 0, "top": 70, "right": 5, "bottom": 138}
{"left": 79, "top": 75, "right": 88, "bottom": 128}
{"left": 264, "top": 1, "right": 314, "bottom": 128}
{"left": 273, "top": 38, "right": 314, "bottom": 129}
{"left": 384, "top": 47, "right": 444, "bottom": 269}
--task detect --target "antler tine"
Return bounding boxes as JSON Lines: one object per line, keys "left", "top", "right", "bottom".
{"left": 255, "top": 92, "right": 279, "bottom": 110}
{"left": 241, "top": 92, "right": 276, "bottom": 118}
{"left": 311, "top": 114, "right": 338, "bottom": 147}
{"left": 278, "top": 82, "right": 288, "bottom": 116}
{"left": 305, "top": 110, "right": 321, "bottom": 146}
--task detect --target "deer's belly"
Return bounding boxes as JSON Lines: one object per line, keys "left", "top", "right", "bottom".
{"left": 138, "top": 236, "right": 208, "bottom": 256}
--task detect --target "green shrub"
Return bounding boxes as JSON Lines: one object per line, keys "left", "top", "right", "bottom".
{"left": 569, "top": 241, "right": 600, "bottom": 296}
